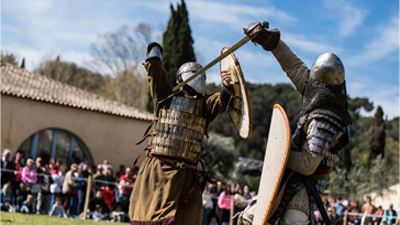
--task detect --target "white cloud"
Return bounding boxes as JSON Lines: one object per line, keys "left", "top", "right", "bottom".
{"left": 187, "top": 0, "right": 296, "bottom": 31}
{"left": 284, "top": 33, "right": 343, "bottom": 55}
{"left": 346, "top": 17, "right": 399, "bottom": 66}
{"left": 324, "top": 0, "right": 368, "bottom": 37}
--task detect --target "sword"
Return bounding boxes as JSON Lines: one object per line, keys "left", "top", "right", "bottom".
{"left": 309, "top": 180, "right": 332, "bottom": 225}
{"left": 172, "top": 21, "right": 269, "bottom": 92}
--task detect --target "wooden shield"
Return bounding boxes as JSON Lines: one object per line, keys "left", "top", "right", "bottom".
{"left": 253, "top": 104, "right": 291, "bottom": 225}
{"left": 220, "top": 46, "right": 253, "bottom": 139}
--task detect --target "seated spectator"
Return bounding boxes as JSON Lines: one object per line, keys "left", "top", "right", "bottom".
{"left": 102, "top": 186, "right": 115, "bottom": 211}
{"left": 21, "top": 194, "right": 34, "bottom": 214}
{"left": 93, "top": 204, "right": 105, "bottom": 222}
{"left": 1, "top": 183, "right": 13, "bottom": 212}
{"left": 89, "top": 190, "right": 110, "bottom": 215}
{"left": 209, "top": 216, "right": 219, "bottom": 225}
{"left": 49, "top": 197, "right": 67, "bottom": 218}
{"left": 111, "top": 204, "right": 126, "bottom": 222}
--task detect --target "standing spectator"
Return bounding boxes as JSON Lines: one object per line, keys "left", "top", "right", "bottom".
{"left": 348, "top": 199, "right": 362, "bottom": 225}
{"left": 106, "top": 168, "right": 116, "bottom": 192}
{"left": 21, "top": 159, "right": 37, "bottom": 200}
{"left": 93, "top": 165, "right": 107, "bottom": 190}
{"left": 62, "top": 163, "right": 79, "bottom": 215}
{"left": 202, "top": 185, "right": 212, "bottom": 225}
{"left": 21, "top": 194, "right": 34, "bottom": 214}
{"left": 384, "top": 204, "right": 397, "bottom": 225}
{"left": 328, "top": 207, "right": 339, "bottom": 225}
{"left": 233, "top": 188, "right": 248, "bottom": 225}
{"left": 1, "top": 149, "right": 15, "bottom": 187}
{"left": 375, "top": 206, "right": 384, "bottom": 225}
{"left": 119, "top": 167, "right": 134, "bottom": 200}
{"left": 218, "top": 185, "right": 233, "bottom": 225}
{"left": 12, "top": 152, "right": 24, "bottom": 208}
{"left": 37, "top": 164, "right": 53, "bottom": 214}
{"left": 362, "top": 196, "right": 377, "bottom": 225}
{"left": 102, "top": 160, "right": 112, "bottom": 171}
{"left": 333, "top": 196, "right": 346, "bottom": 218}
{"left": 49, "top": 164, "right": 64, "bottom": 214}
{"left": 115, "top": 164, "right": 125, "bottom": 178}
{"left": 77, "top": 162, "right": 89, "bottom": 214}
{"left": 209, "top": 183, "right": 219, "bottom": 225}
{"left": 243, "top": 185, "right": 252, "bottom": 201}
{"left": 323, "top": 198, "right": 331, "bottom": 211}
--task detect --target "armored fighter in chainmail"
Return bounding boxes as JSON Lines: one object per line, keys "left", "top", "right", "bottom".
{"left": 238, "top": 23, "right": 352, "bottom": 225}
{"left": 129, "top": 42, "right": 235, "bottom": 225}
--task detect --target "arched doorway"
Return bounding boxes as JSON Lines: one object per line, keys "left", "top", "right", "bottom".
{"left": 17, "top": 128, "right": 92, "bottom": 167}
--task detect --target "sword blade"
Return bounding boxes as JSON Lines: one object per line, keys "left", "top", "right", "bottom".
{"left": 172, "top": 36, "right": 251, "bottom": 92}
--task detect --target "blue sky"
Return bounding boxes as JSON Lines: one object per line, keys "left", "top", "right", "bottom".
{"left": 2, "top": 0, "right": 399, "bottom": 119}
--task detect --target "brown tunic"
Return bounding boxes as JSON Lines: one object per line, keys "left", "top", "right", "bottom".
{"left": 129, "top": 58, "right": 227, "bottom": 225}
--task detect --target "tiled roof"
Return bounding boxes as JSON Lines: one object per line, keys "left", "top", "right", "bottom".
{"left": 1, "top": 62, "right": 153, "bottom": 121}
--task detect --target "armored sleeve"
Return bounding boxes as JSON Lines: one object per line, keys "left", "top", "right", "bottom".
{"left": 144, "top": 59, "right": 173, "bottom": 114}
{"left": 271, "top": 40, "right": 310, "bottom": 96}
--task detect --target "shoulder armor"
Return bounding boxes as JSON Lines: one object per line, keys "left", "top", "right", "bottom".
{"left": 307, "top": 118, "right": 342, "bottom": 156}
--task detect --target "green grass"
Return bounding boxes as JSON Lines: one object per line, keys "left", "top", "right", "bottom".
{"left": 1, "top": 212, "right": 129, "bottom": 225}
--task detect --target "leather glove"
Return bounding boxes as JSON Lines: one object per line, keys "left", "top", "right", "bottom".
{"left": 146, "top": 42, "right": 163, "bottom": 56}
{"left": 244, "top": 22, "right": 280, "bottom": 51}
{"left": 145, "top": 42, "right": 163, "bottom": 61}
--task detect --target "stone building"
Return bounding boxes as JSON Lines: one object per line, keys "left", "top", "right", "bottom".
{"left": 1, "top": 62, "right": 152, "bottom": 169}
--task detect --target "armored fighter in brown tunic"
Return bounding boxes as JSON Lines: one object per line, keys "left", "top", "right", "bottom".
{"left": 238, "top": 23, "right": 352, "bottom": 225}
{"left": 129, "top": 42, "right": 234, "bottom": 225}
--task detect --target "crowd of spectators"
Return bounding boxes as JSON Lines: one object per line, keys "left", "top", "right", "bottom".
{"left": 320, "top": 196, "right": 399, "bottom": 225}
{"left": 201, "top": 181, "right": 255, "bottom": 225}
{"left": 1, "top": 149, "right": 137, "bottom": 222}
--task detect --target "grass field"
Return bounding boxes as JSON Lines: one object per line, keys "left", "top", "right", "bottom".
{"left": 1, "top": 212, "right": 129, "bottom": 225}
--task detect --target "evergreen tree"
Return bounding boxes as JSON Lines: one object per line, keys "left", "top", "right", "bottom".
{"left": 367, "top": 106, "right": 386, "bottom": 166}
{"left": 162, "top": 0, "right": 196, "bottom": 85}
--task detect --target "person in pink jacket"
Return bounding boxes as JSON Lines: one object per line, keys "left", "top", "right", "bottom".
{"left": 218, "top": 185, "right": 233, "bottom": 225}
{"left": 21, "top": 159, "right": 37, "bottom": 188}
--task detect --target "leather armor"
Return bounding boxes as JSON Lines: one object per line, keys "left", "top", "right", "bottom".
{"left": 150, "top": 96, "right": 207, "bottom": 164}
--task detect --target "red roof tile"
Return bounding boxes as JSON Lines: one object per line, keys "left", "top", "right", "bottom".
{"left": 1, "top": 62, "right": 153, "bottom": 121}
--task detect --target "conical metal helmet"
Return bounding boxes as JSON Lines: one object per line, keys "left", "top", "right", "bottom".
{"left": 310, "top": 53, "right": 345, "bottom": 85}
{"left": 176, "top": 62, "right": 206, "bottom": 94}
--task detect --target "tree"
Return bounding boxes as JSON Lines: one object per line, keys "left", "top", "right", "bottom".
{"left": 367, "top": 106, "right": 386, "bottom": 164}
{"left": 90, "top": 24, "right": 152, "bottom": 110}
{"left": 34, "top": 56, "right": 105, "bottom": 94}
{"left": 1, "top": 51, "right": 19, "bottom": 66}
{"left": 162, "top": 0, "right": 196, "bottom": 85}
{"left": 200, "top": 134, "right": 235, "bottom": 184}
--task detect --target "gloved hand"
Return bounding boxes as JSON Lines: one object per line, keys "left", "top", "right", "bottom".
{"left": 244, "top": 22, "right": 280, "bottom": 51}
{"left": 146, "top": 42, "right": 163, "bottom": 61}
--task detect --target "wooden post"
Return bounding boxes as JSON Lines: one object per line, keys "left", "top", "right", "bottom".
{"left": 230, "top": 195, "right": 234, "bottom": 225}
{"left": 83, "top": 175, "right": 92, "bottom": 220}
{"left": 343, "top": 210, "right": 348, "bottom": 225}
